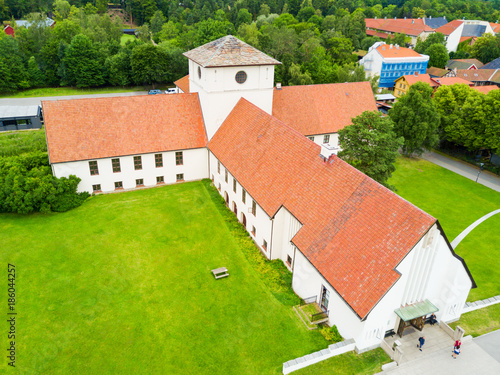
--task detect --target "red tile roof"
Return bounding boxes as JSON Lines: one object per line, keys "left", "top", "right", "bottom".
{"left": 455, "top": 69, "right": 498, "bottom": 82}
{"left": 43, "top": 94, "right": 207, "bottom": 163}
{"left": 272, "top": 82, "right": 377, "bottom": 136}
{"left": 473, "top": 85, "right": 499, "bottom": 94}
{"left": 398, "top": 73, "right": 438, "bottom": 87}
{"left": 376, "top": 44, "right": 426, "bottom": 58}
{"left": 174, "top": 75, "right": 190, "bottom": 93}
{"left": 436, "top": 20, "right": 463, "bottom": 35}
{"left": 433, "top": 77, "right": 473, "bottom": 86}
{"left": 366, "top": 29, "right": 389, "bottom": 39}
{"left": 426, "top": 67, "right": 448, "bottom": 77}
{"left": 365, "top": 18, "right": 434, "bottom": 36}
{"left": 490, "top": 23, "right": 500, "bottom": 33}
{"left": 209, "top": 98, "right": 436, "bottom": 319}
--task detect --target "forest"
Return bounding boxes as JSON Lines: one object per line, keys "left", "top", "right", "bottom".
{"left": 1, "top": 0, "right": 500, "bottom": 93}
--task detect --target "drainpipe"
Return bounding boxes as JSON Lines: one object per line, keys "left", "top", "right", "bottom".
{"left": 269, "top": 217, "right": 274, "bottom": 260}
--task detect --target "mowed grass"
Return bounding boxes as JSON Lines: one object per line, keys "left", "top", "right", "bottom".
{"left": 1, "top": 182, "right": 330, "bottom": 374}
{"left": 292, "top": 348, "right": 391, "bottom": 375}
{"left": 449, "top": 304, "right": 500, "bottom": 337}
{"left": 121, "top": 34, "right": 137, "bottom": 45}
{"left": 0, "top": 86, "right": 150, "bottom": 98}
{"left": 389, "top": 156, "right": 500, "bottom": 301}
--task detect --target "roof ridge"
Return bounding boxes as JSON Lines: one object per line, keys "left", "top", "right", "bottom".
{"left": 203, "top": 35, "right": 231, "bottom": 68}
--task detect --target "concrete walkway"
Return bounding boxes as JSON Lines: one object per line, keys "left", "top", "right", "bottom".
{"left": 451, "top": 208, "right": 500, "bottom": 248}
{"left": 421, "top": 151, "right": 500, "bottom": 193}
{"left": 380, "top": 328, "right": 500, "bottom": 375}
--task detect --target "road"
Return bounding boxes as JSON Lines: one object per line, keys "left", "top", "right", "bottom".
{"left": 421, "top": 151, "right": 500, "bottom": 193}
{"left": 0, "top": 91, "right": 149, "bottom": 107}
{"left": 475, "top": 329, "right": 500, "bottom": 363}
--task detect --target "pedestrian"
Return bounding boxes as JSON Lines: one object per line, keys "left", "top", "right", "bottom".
{"left": 452, "top": 344, "right": 461, "bottom": 359}
{"left": 429, "top": 313, "right": 437, "bottom": 325}
{"left": 417, "top": 336, "right": 425, "bottom": 351}
{"left": 454, "top": 339, "right": 461, "bottom": 349}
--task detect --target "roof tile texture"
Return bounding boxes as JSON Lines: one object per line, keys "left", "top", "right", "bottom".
{"left": 455, "top": 69, "right": 499, "bottom": 82}
{"left": 43, "top": 94, "right": 207, "bottom": 163}
{"left": 399, "top": 74, "right": 438, "bottom": 87}
{"left": 183, "top": 35, "right": 280, "bottom": 68}
{"left": 436, "top": 20, "right": 463, "bottom": 35}
{"left": 365, "top": 18, "right": 434, "bottom": 36}
{"left": 376, "top": 44, "right": 426, "bottom": 58}
{"left": 174, "top": 75, "right": 190, "bottom": 93}
{"left": 209, "top": 98, "right": 435, "bottom": 319}
{"left": 272, "top": 82, "right": 377, "bottom": 136}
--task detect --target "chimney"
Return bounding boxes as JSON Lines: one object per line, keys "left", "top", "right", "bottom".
{"left": 375, "top": 16, "right": 377, "bottom": 19}
{"left": 390, "top": 44, "right": 393, "bottom": 49}
{"left": 430, "top": 16, "right": 432, "bottom": 19}
{"left": 385, "top": 16, "right": 387, "bottom": 20}
{"left": 412, "top": 20, "right": 414, "bottom": 24}
{"left": 328, "top": 154, "right": 336, "bottom": 163}
{"left": 276, "top": 83, "right": 282, "bottom": 90}
{"left": 404, "top": 17, "right": 406, "bottom": 20}
{"left": 414, "top": 71, "right": 419, "bottom": 76}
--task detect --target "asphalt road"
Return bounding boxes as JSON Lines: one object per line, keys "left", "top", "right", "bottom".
{"left": 475, "top": 329, "right": 500, "bottom": 363}
{"left": 0, "top": 91, "right": 149, "bottom": 107}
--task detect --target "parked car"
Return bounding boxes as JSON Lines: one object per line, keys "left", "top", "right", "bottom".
{"left": 165, "top": 88, "right": 178, "bottom": 94}
{"left": 148, "top": 89, "right": 162, "bottom": 95}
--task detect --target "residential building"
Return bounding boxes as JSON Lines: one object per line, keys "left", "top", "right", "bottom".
{"left": 3, "top": 25, "right": 14, "bottom": 36}
{"left": 365, "top": 18, "right": 436, "bottom": 45}
{"left": 437, "top": 19, "right": 500, "bottom": 52}
{"left": 0, "top": 105, "right": 43, "bottom": 131}
{"left": 360, "top": 42, "right": 429, "bottom": 88}
{"left": 446, "top": 59, "right": 484, "bottom": 71}
{"left": 451, "top": 69, "right": 500, "bottom": 86}
{"left": 43, "top": 35, "right": 474, "bottom": 352}
{"left": 426, "top": 67, "right": 448, "bottom": 78}
{"left": 394, "top": 73, "right": 473, "bottom": 97}
{"left": 480, "top": 57, "right": 500, "bottom": 70}
{"left": 174, "top": 75, "right": 189, "bottom": 93}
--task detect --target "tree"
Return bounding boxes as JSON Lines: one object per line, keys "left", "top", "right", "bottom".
{"left": 130, "top": 43, "right": 170, "bottom": 86}
{"left": 63, "top": 34, "right": 105, "bottom": 88}
{"left": 28, "top": 56, "right": 43, "bottom": 87}
{"left": 426, "top": 43, "right": 449, "bottom": 68}
{"left": 469, "top": 33, "right": 500, "bottom": 64}
{"left": 415, "top": 32, "right": 446, "bottom": 54}
{"left": 434, "top": 83, "right": 472, "bottom": 140}
{"left": 236, "top": 8, "right": 252, "bottom": 28}
{"left": 288, "top": 63, "right": 313, "bottom": 85}
{"left": 54, "top": 0, "right": 71, "bottom": 20}
{"left": 149, "top": 10, "right": 166, "bottom": 35}
{"left": 0, "top": 36, "right": 30, "bottom": 92}
{"left": 104, "top": 52, "right": 131, "bottom": 86}
{"left": 389, "top": 82, "right": 440, "bottom": 156}
{"left": 338, "top": 111, "right": 403, "bottom": 187}
{"left": 392, "top": 33, "right": 406, "bottom": 47}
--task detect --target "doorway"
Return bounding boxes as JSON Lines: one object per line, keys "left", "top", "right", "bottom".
{"left": 320, "top": 285, "right": 330, "bottom": 312}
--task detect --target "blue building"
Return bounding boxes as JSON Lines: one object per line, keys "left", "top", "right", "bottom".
{"left": 360, "top": 42, "right": 429, "bottom": 88}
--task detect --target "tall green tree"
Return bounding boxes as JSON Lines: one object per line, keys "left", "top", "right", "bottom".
{"left": 426, "top": 43, "right": 449, "bottom": 68}
{"left": 338, "top": 111, "right": 404, "bottom": 187}
{"left": 130, "top": 43, "right": 170, "bottom": 86}
{"left": 389, "top": 82, "right": 440, "bottom": 156}
{"left": 63, "top": 34, "right": 105, "bottom": 87}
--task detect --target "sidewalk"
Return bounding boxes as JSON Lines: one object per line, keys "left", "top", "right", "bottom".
{"left": 421, "top": 151, "right": 500, "bottom": 193}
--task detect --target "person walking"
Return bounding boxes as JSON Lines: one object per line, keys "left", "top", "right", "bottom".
{"left": 417, "top": 336, "right": 425, "bottom": 351}
{"left": 452, "top": 344, "right": 461, "bottom": 359}
{"left": 454, "top": 339, "right": 461, "bottom": 349}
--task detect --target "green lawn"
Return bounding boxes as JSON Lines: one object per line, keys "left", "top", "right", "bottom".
{"left": 121, "top": 34, "right": 137, "bottom": 45}
{"left": 1, "top": 181, "right": 332, "bottom": 374}
{"left": 0, "top": 86, "right": 151, "bottom": 98}
{"left": 449, "top": 304, "right": 500, "bottom": 337}
{"left": 389, "top": 156, "right": 500, "bottom": 301}
{"left": 292, "top": 348, "right": 391, "bottom": 375}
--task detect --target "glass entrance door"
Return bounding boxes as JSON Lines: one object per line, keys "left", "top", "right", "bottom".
{"left": 320, "top": 285, "right": 330, "bottom": 312}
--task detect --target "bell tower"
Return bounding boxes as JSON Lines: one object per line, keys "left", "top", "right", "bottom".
{"left": 183, "top": 35, "right": 281, "bottom": 140}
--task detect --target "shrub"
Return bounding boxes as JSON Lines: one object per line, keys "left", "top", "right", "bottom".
{"left": 319, "top": 324, "right": 342, "bottom": 343}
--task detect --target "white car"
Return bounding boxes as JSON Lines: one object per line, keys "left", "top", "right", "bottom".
{"left": 165, "top": 88, "right": 178, "bottom": 94}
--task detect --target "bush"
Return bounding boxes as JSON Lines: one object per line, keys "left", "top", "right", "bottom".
{"left": 0, "top": 129, "right": 47, "bottom": 157}
{"left": 319, "top": 324, "right": 342, "bottom": 343}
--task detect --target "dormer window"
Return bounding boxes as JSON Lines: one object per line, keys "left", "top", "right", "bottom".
{"left": 198, "top": 66, "right": 201, "bottom": 79}
{"left": 235, "top": 71, "right": 247, "bottom": 84}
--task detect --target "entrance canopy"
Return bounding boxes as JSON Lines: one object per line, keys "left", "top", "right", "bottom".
{"left": 395, "top": 299, "right": 438, "bottom": 322}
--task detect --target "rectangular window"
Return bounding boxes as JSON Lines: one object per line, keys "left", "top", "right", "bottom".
{"left": 251, "top": 226, "right": 256, "bottom": 236}
{"left": 263, "top": 240, "right": 268, "bottom": 250}
{"left": 156, "top": 176, "right": 164, "bottom": 184}
{"left": 287, "top": 255, "right": 292, "bottom": 266}
{"left": 136, "top": 178, "right": 144, "bottom": 186}
{"left": 134, "top": 156, "right": 142, "bottom": 170}
{"left": 252, "top": 200, "right": 256, "bottom": 216}
{"left": 155, "top": 153, "right": 163, "bottom": 168}
{"left": 323, "top": 135, "right": 330, "bottom": 144}
{"left": 242, "top": 189, "right": 246, "bottom": 204}
{"left": 218, "top": 183, "right": 221, "bottom": 191}
{"left": 112, "top": 158, "right": 120, "bottom": 173}
{"left": 175, "top": 151, "right": 183, "bottom": 165}
{"left": 233, "top": 178, "right": 237, "bottom": 193}
{"left": 114, "top": 181, "right": 123, "bottom": 189}
{"left": 176, "top": 173, "right": 184, "bottom": 182}
{"left": 225, "top": 169, "right": 228, "bottom": 183}
{"left": 218, "top": 161, "right": 221, "bottom": 174}
{"left": 308, "top": 136, "right": 314, "bottom": 141}
{"left": 92, "top": 184, "right": 101, "bottom": 192}
{"left": 89, "top": 161, "right": 99, "bottom": 175}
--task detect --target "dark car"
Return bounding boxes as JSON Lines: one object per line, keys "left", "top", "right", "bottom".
{"left": 148, "top": 89, "right": 162, "bottom": 95}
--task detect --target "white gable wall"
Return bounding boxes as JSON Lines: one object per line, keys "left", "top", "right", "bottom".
{"left": 52, "top": 148, "right": 208, "bottom": 193}
{"left": 272, "top": 206, "right": 302, "bottom": 267}
{"left": 189, "top": 60, "right": 275, "bottom": 140}
{"left": 445, "top": 23, "right": 464, "bottom": 52}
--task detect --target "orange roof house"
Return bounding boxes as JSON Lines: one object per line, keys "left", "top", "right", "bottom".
{"left": 174, "top": 75, "right": 190, "bottom": 93}
{"left": 394, "top": 73, "right": 473, "bottom": 97}
{"left": 365, "top": 18, "right": 435, "bottom": 45}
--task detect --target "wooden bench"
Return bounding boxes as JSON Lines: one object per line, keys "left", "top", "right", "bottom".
{"left": 211, "top": 267, "right": 229, "bottom": 279}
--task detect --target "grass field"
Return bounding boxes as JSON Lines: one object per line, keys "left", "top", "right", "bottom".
{"left": 0, "top": 128, "right": 46, "bottom": 157}
{"left": 449, "top": 304, "right": 500, "bottom": 337}
{"left": 0, "top": 86, "right": 152, "bottom": 98}
{"left": 389, "top": 156, "right": 500, "bottom": 301}
{"left": 1, "top": 182, "right": 334, "bottom": 374}
{"left": 121, "top": 34, "right": 137, "bottom": 45}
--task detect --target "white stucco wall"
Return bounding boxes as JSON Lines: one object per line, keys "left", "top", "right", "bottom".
{"left": 292, "top": 223, "right": 472, "bottom": 351}
{"left": 208, "top": 151, "right": 274, "bottom": 257}
{"left": 272, "top": 207, "right": 302, "bottom": 267}
{"left": 53, "top": 148, "right": 209, "bottom": 193}
{"left": 188, "top": 61, "right": 275, "bottom": 140}
{"left": 445, "top": 23, "right": 464, "bottom": 52}
{"left": 360, "top": 47, "right": 383, "bottom": 79}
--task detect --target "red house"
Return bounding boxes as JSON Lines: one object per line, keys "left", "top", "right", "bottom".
{"left": 3, "top": 25, "right": 14, "bottom": 37}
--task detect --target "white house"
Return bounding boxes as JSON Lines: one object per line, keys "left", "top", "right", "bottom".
{"left": 43, "top": 35, "right": 474, "bottom": 353}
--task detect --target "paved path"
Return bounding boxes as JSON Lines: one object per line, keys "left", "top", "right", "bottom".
{"left": 0, "top": 91, "right": 148, "bottom": 107}
{"left": 451, "top": 208, "right": 500, "bottom": 248}
{"left": 475, "top": 329, "right": 500, "bottom": 362}
{"left": 421, "top": 151, "right": 500, "bottom": 193}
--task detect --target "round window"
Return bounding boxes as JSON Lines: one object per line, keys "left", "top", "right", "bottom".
{"left": 198, "top": 66, "right": 201, "bottom": 79}
{"left": 235, "top": 71, "right": 247, "bottom": 84}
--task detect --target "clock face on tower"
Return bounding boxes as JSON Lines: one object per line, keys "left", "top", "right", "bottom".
{"left": 235, "top": 71, "right": 247, "bottom": 84}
